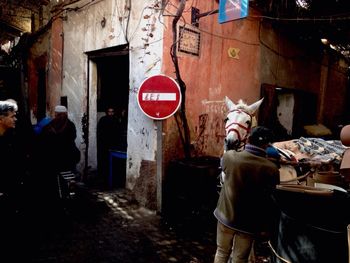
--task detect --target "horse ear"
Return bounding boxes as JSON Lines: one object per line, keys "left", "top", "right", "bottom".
{"left": 225, "top": 96, "right": 236, "bottom": 111}
{"left": 247, "top": 97, "right": 264, "bottom": 115}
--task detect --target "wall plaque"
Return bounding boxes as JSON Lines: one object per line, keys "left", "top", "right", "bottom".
{"left": 177, "top": 25, "right": 201, "bottom": 57}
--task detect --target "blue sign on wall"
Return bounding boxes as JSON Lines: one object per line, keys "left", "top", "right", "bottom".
{"left": 218, "top": 0, "right": 249, "bottom": 24}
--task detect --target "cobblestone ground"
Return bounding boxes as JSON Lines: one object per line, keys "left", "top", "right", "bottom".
{"left": 25, "top": 184, "right": 271, "bottom": 263}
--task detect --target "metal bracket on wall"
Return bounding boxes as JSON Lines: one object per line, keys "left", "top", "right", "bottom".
{"left": 191, "top": 7, "right": 200, "bottom": 27}
{"left": 191, "top": 7, "right": 219, "bottom": 27}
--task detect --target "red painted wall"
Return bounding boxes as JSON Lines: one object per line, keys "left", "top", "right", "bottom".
{"left": 162, "top": 2, "right": 263, "bottom": 162}
{"left": 48, "top": 17, "right": 64, "bottom": 114}
{"left": 27, "top": 53, "right": 47, "bottom": 119}
{"left": 27, "top": 16, "right": 63, "bottom": 121}
{"left": 161, "top": 2, "right": 349, "bottom": 166}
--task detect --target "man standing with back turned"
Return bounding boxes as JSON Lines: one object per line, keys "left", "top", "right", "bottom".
{"left": 213, "top": 126, "right": 280, "bottom": 263}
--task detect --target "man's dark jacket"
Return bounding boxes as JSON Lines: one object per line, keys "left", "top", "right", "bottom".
{"left": 214, "top": 145, "right": 280, "bottom": 235}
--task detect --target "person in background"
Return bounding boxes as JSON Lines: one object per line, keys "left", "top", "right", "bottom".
{"left": 33, "top": 116, "right": 52, "bottom": 135}
{"left": 40, "top": 105, "right": 80, "bottom": 173}
{"left": 213, "top": 126, "right": 280, "bottom": 263}
{"left": 97, "top": 106, "right": 119, "bottom": 186}
{"left": 0, "top": 100, "right": 22, "bottom": 210}
{"left": 36, "top": 105, "right": 80, "bottom": 221}
{"left": 117, "top": 108, "right": 128, "bottom": 151}
{"left": 266, "top": 144, "right": 282, "bottom": 167}
{"left": 0, "top": 99, "right": 32, "bottom": 260}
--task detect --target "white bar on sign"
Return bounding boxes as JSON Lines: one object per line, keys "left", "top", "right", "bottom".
{"left": 142, "top": 93, "right": 176, "bottom": 101}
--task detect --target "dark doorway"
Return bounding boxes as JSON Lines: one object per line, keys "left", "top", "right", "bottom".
{"left": 96, "top": 55, "right": 129, "bottom": 116}
{"left": 258, "top": 83, "right": 317, "bottom": 141}
{"left": 37, "top": 69, "right": 46, "bottom": 121}
{"left": 90, "top": 45, "right": 129, "bottom": 189}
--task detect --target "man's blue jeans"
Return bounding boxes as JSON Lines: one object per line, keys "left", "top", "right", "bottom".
{"left": 214, "top": 221, "right": 255, "bottom": 263}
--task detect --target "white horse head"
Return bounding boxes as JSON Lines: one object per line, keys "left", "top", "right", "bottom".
{"left": 224, "top": 96, "right": 264, "bottom": 151}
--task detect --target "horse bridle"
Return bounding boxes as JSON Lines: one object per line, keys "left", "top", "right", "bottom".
{"left": 225, "top": 109, "right": 253, "bottom": 149}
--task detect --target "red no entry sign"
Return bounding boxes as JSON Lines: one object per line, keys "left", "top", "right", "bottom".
{"left": 137, "top": 75, "right": 182, "bottom": 120}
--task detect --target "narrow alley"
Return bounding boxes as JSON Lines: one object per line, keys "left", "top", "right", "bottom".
{"left": 24, "top": 179, "right": 270, "bottom": 263}
{"left": 2, "top": 1, "right": 350, "bottom": 263}
{"left": 28, "top": 182, "right": 218, "bottom": 263}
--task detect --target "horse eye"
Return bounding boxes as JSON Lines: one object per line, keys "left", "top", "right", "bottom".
{"left": 224, "top": 118, "right": 228, "bottom": 123}
{"left": 246, "top": 120, "right": 251, "bottom": 126}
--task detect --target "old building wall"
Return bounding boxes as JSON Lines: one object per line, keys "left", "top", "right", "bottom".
{"left": 259, "top": 21, "right": 349, "bottom": 135}
{"left": 125, "top": 1, "right": 165, "bottom": 209}
{"left": 323, "top": 58, "right": 349, "bottom": 132}
{"left": 162, "top": 2, "right": 263, "bottom": 164}
{"left": 58, "top": 0, "right": 164, "bottom": 209}
{"left": 27, "top": 30, "right": 51, "bottom": 122}
{"left": 26, "top": 19, "right": 64, "bottom": 123}
{"left": 160, "top": 1, "right": 349, "bottom": 193}
{"left": 46, "top": 0, "right": 349, "bottom": 210}
{"left": 260, "top": 22, "right": 322, "bottom": 94}
{"left": 48, "top": 18, "right": 64, "bottom": 117}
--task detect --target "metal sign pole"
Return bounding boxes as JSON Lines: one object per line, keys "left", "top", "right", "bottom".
{"left": 137, "top": 75, "right": 182, "bottom": 214}
{"left": 156, "top": 120, "right": 163, "bottom": 213}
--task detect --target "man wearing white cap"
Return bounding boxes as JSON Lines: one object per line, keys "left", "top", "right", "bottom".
{"left": 40, "top": 105, "right": 80, "bottom": 173}
{"left": 54, "top": 105, "right": 67, "bottom": 113}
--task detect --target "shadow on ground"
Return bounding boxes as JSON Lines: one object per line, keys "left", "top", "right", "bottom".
{"left": 21, "top": 176, "right": 271, "bottom": 263}
{"left": 25, "top": 181, "right": 218, "bottom": 263}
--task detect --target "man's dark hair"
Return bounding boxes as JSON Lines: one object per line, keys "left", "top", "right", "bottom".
{"left": 0, "top": 100, "right": 18, "bottom": 117}
{"left": 105, "top": 106, "right": 115, "bottom": 114}
{"left": 248, "top": 126, "right": 274, "bottom": 147}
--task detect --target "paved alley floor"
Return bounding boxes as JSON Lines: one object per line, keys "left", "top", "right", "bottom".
{"left": 25, "top": 183, "right": 271, "bottom": 263}
{"left": 27, "top": 185, "right": 218, "bottom": 263}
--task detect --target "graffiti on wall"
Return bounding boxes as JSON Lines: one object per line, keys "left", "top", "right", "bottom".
{"left": 193, "top": 113, "right": 208, "bottom": 155}
{"left": 193, "top": 99, "right": 227, "bottom": 156}
{"left": 202, "top": 99, "right": 227, "bottom": 114}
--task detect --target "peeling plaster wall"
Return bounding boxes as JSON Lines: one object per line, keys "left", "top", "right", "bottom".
{"left": 162, "top": 2, "right": 262, "bottom": 164}
{"left": 52, "top": 0, "right": 349, "bottom": 209}
{"left": 27, "top": 31, "right": 50, "bottom": 122}
{"left": 124, "top": 0, "right": 163, "bottom": 207}
{"left": 48, "top": 18, "right": 64, "bottom": 116}
{"left": 60, "top": 0, "right": 164, "bottom": 206}
{"left": 61, "top": 8, "right": 87, "bottom": 172}
{"left": 161, "top": 1, "right": 349, "bottom": 168}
